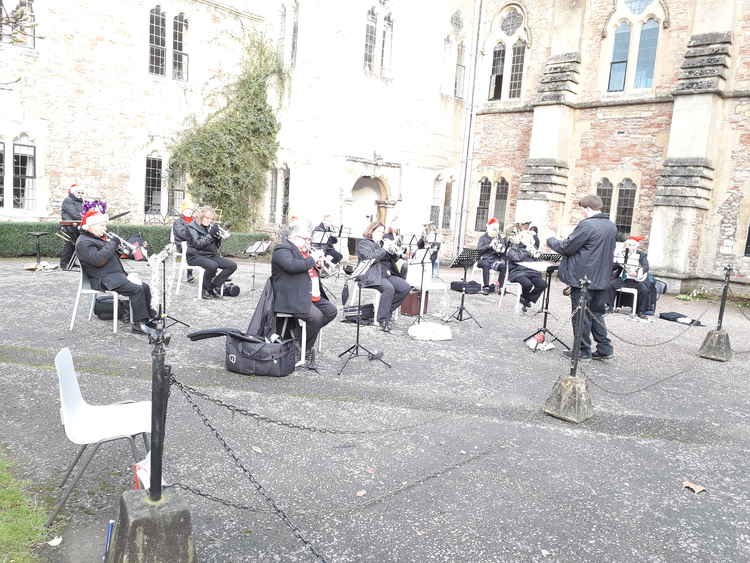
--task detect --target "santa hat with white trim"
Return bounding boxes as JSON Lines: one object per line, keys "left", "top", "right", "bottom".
{"left": 80, "top": 209, "right": 109, "bottom": 231}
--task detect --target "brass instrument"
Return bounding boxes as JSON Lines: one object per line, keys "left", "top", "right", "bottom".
{"left": 210, "top": 223, "right": 231, "bottom": 240}
{"left": 105, "top": 231, "right": 141, "bottom": 255}
{"left": 490, "top": 233, "right": 507, "bottom": 254}
{"left": 310, "top": 247, "right": 336, "bottom": 278}
{"left": 508, "top": 227, "right": 540, "bottom": 258}
{"left": 614, "top": 245, "right": 647, "bottom": 282}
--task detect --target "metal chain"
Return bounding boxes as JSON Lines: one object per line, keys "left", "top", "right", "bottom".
{"left": 586, "top": 304, "right": 712, "bottom": 348}
{"left": 166, "top": 482, "right": 274, "bottom": 513}
{"left": 171, "top": 376, "right": 440, "bottom": 436}
{"left": 728, "top": 288, "right": 750, "bottom": 324}
{"left": 579, "top": 360, "right": 703, "bottom": 397}
{"left": 171, "top": 377, "right": 329, "bottom": 563}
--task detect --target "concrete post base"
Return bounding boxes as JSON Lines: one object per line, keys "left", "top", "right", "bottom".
{"left": 544, "top": 376, "right": 593, "bottom": 424}
{"left": 698, "top": 329, "right": 733, "bottom": 362}
{"left": 107, "top": 490, "right": 196, "bottom": 563}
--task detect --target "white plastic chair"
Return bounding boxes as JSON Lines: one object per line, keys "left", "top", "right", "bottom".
{"left": 276, "top": 313, "right": 323, "bottom": 366}
{"left": 616, "top": 287, "right": 638, "bottom": 319}
{"left": 345, "top": 285, "right": 400, "bottom": 321}
{"left": 497, "top": 267, "right": 524, "bottom": 313}
{"left": 69, "top": 268, "right": 132, "bottom": 333}
{"left": 174, "top": 241, "right": 227, "bottom": 299}
{"left": 47, "top": 348, "right": 151, "bottom": 526}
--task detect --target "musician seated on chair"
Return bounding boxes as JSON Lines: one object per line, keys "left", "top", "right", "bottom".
{"left": 505, "top": 221, "right": 547, "bottom": 312}
{"left": 59, "top": 184, "right": 84, "bottom": 270}
{"left": 357, "top": 222, "right": 411, "bottom": 333}
{"left": 75, "top": 209, "right": 158, "bottom": 337}
{"left": 607, "top": 236, "right": 654, "bottom": 318}
{"left": 313, "top": 215, "right": 342, "bottom": 265}
{"left": 476, "top": 217, "right": 507, "bottom": 295}
{"left": 271, "top": 218, "right": 337, "bottom": 368}
{"left": 172, "top": 200, "right": 196, "bottom": 283}
{"left": 186, "top": 206, "right": 237, "bottom": 299}
{"left": 418, "top": 223, "right": 442, "bottom": 279}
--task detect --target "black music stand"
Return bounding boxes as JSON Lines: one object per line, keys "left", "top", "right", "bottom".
{"left": 27, "top": 232, "right": 49, "bottom": 268}
{"left": 152, "top": 246, "right": 190, "bottom": 334}
{"left": 524, "top": 264, "right": 569, "bottom": 351}
{"left": 245, "top": 240, "right": 271, "bottom": 292}
{"left": 445, "top": 247, "right": 481, "bottom": 327}
{"left": 410, "top": 247, "right": 431, "bottom": 325}
{"left": 337, "top": 260, "right": 391, "bottom": 375}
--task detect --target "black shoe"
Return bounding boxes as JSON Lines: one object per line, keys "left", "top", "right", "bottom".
{"left": 481, "top": 286, "right": 491, "bottom": 295}
{"left": 202, "top": 289, "right": 215, "bottom": 299}
{"left": 379, "top": 321, "right": 391, "bottom": 333}
{"left": 562, "top": 349, "right": 591, "bottom": 361}
{"left": 210, "top": 287, "right": 222, "bottom": 298}
{"left": 132, "top": 322, "right": 159, "bottom": 338}
{"left": 592, "top": 351, "right": 614, "bottom": 360}
{"left": 304, "top": 349, "right": 318, "bottom": 370}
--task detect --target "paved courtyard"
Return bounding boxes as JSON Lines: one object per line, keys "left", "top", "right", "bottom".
{"left": 1, "top": 257, "right": 749, "bottom": 562}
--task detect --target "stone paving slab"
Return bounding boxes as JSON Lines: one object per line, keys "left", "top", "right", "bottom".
{"left": 0, "top": 258, "right": 749, "bottom": 562}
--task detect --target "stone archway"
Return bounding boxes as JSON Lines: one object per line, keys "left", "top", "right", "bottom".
{"left": 345, "top": 176, "right": 389, "bottom": 236}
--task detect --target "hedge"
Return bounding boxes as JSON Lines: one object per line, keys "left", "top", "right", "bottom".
{"left": 0, "top": 222, "right": 268, "bottom": 258}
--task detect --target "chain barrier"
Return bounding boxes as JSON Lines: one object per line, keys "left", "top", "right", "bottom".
{"left": 727, "top": 288, "right": 750, "bottom": 354}
{"left": 171, "top": 375, "right": 329, "bottom": 563}
{"left": 579, "top": 360, "right": 704, "bottom": 397}
{"left": 586, "top": 304, "right": 712, "bottom": 348}
{"left": 165, "top": 482, "right": 274, "bottom": 513}
{"left": 171, "top": 376, "right": 442, "bottom": 436}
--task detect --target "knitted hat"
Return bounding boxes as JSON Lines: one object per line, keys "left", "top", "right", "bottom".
{"left": 81, "top": 209, "right": 108, "bottom": 230}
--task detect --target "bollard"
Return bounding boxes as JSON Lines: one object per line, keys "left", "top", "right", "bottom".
{"left": 544, "top": 278, "right": 594, "bottom": 423}
{"left": 699, "top": 264, "right": 733, "bottom": 362}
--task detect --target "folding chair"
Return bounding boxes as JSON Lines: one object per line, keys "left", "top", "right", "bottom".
{"left": 47, "top": 348, "right": 151, "bottom": 526}
{"left": 69, "top": 268, "right": 132, "bottom": 333}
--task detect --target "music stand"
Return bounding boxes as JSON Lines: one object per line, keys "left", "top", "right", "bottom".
{"left": 245, "top": 240, "right": 272, "bottom": 292}
{"left": 445, "top": 248, "right": 481, "bottom": 327}
{"left": 410, "top": 248, "right": 431, "bottom": 325}
{"left": 311, "top": 230, "right": 329, "bottom": 246}
{"left": 523, "top": 263, "right": 569, "bottom": 351}
{"left": 337, "top": 259, "right": 391, "bottom": 376}
{"left": 151, "top": 246, "right": 190, "bottom": 334}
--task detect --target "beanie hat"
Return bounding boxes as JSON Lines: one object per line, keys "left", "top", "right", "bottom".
{"left": 81, "top": 209, "right": 108, "bottom": 230}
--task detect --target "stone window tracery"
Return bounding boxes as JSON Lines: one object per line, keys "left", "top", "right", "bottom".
{"left": 487, "top": 5, "right": 528, "bottom": 102}
{"left": 172, "top": 13, "right": 188, "bottom": 81}
{"left": 625, "top": 0, "right": 652, "bottom": 14}
{"left": 508, "top": 40, "right": 526, "bottom": 99}
{"left": 474, "top": 178, "right": 492, "bottom": 232}
{"left": 597, "top": 178, "right": 614, "bottom": 215}
{"left": 149, "top": 6, "right": 167, "bottom": 76}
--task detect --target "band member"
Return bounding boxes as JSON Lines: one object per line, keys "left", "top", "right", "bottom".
{"left": 172, "top": 200, "right": 195, "bottom": 283}
{"left": 506, "top": 224, "right": 546, "bottom": 312}
{"left": 477, "top": 218, "right": 507, "bottom": 295}
{"left": 312, "top": 215, "right": 342, "bottom": 264}
{"left": 529, "top": 225, "right": 541, "bottom": 250}
{"left": 60, "top": 184, "right": 84, "bottom": 269}
{"left": 271, "top": 218, "right": 337, "bottom": 367}
{"left": 357, "top": 222, "right": 411, "bottom": 332}
{"left": 608, "top": 236, "right": 653, "bottom": 318}
{"left": 418, "top": 223, "right": 441, "bottom": 279}
{"left": 75, "top": 209, "right": 158, "bottom": 337}
{"left": 547, "top": 194, "right": 617, "bottom": 361}
{"left": 186, "top": 206, "right": 237, "bottom": 299}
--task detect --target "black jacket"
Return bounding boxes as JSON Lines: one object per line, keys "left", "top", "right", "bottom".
{"left": 172, "top": 217, "right": 192, "bottom": 246}
{"left": 271, "top": 240, "right": 317, "bottom": 315}
{"left": 547, "top": 213, "right": 617, "bottom": 290}
{"left": 76, "top": 231, "right": 128, "bottom": 291}
{"left": 61, "top": 193, "right": 83, "bottom": 221}
{"left": 186, "top": 222, "right": 222, "bottom": 257}
{"left": 356, "top": 238, "right": 390, "bottom": 287}
{"left": 506, "top": 243, "right": 538, "bottom": 278}
{"left": 477, "top": 233, "right": 505, "bottom": 258}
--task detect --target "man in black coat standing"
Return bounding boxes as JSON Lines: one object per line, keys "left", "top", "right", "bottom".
{"left": 271, "top": 218, "right": 337, "bottom": 367}
{"left": 60, "top": 184, "right": 85, "bottom": 269}
{"left": 75, "top": 209, "right": 158, "bottom": 337}
{"left": 547, "top": 194, "right": 617, "bottom": 360}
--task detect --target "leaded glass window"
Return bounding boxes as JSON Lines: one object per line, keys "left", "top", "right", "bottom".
{"left": 608, "top": 22, "right": 631, "bottom": 91}
{"left": 489, "top": 43, "right": 505, "bottom": 100}
{"left": 597, "top": 178, "right": 613, "bottom": 216}
{"left": 12, "top": 142, "right": 35, "bottom": 210}
{"left": 615, "top": 178, "right": 637, "bottom": 235}
{"left": 172, "top": 13, "right": 188, "bottom": 81}
{"left": 508, "top": 40, "right": 525, "bottom": 99}
{"left": 149, "top": 6, "right": 166, "bottom": 76}
{"left": 363, "top": 8, "right": 377, "bottom": 71}
{"left": 281, "top": 168, "right": 290, "bottom": 224}
{"left": 167, "top": 167, "right": 185, "bottom": 215}
{"left": 634, "top": 19, "right": 659, "bottom": 88}
{"left": 454, "top": 42, "right": 465, "bottom": 98}
{"left": 442, "top": 181, "right": 453, "bottom": 229}
{"left": 145, "top": 157, "right": 163, "bottom": 214}
{"left": 493, "top": 178, "right": 509, "bottom": 231}
{"left": 474, "top": 178, "right": 492, "bottom": 231}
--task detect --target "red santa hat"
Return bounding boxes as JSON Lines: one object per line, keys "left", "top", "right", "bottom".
{"left": 487, "top": 218, "right": 499, "bottom": 227}
{"left": 80, "top": 209, "right": 108, "bottom": 230}
{"left": 626, "top": 236, "right": 645, "bottom": 242}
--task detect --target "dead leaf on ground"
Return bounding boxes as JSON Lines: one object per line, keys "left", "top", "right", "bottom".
{"left": 356, "top": 489, "right": 367, "bottom": 497}
{"left": 683, "top": 480, "right": 706, "bottom": 494}
{"left": 47, "top": 536, "right": 63, "bottom": 547}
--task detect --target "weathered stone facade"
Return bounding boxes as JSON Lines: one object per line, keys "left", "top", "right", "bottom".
{"left": 466, "top": 0, "right": 750, "bottom": 292}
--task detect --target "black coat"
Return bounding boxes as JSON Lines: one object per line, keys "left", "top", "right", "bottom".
{"left": 61, "top": 193, "right": 83, "bottom": 221}
{"left": 477, "top": 233, "right": 504, "bottom": 259}
{"left": 172, "top": 217, "right": 192, "bottom": 246}
{"left": 75, "top": 231, "right": 129, "bottom": 291}
{"left": 506, "top": 243, "right": 538, "bottom": 278}
{"left": 356, "top": 238, "right": 390, "bottom": 287}
{"left": 271, "top": 240, "right": 317, "bottom": 315}
{"left": 547, "top": 213, "right": 617, "bottom": 290}
{"left": 186, "top": 221, "right": 221, "bottom": 257}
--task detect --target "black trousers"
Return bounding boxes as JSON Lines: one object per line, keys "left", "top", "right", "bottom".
{"left": 482, "top": 265, "right": 506, "bottom": 287}
{"left": 280, "top": 299, "right": 337, "bottom": 348}
{"left": 187, "top": 255, "right": 237, "bottom": 291}
{"left": 570, "top": 288, "right": 613, "bottom": 357}
{"left": 60, "top": 229, "right": 79, "bottom": 268}
{"left": 110, "top": 281, "right": 154, "bottom": 323}
{"left": 367, "top": 275, "right": 411, "bottom": 323}
{"left": 608, "top": 278, "right": 652, "bottom": 315}
{"left": 510, "top": 271, "right": 547, "bottom": 304}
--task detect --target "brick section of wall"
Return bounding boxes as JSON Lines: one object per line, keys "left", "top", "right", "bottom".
{"left": 723, "top": 99, "right": 750, "bottom": 274}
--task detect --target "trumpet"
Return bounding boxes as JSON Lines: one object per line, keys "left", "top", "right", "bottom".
{"left": 105, "top": 231, "right": 139, "bottom": 254}
{"left": 210, "top": 223, "right": 231, "bottom": 240}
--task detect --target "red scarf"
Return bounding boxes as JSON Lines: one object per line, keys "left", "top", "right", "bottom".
{"left": 301, "top": 250, "right": 320, "bottom": 302}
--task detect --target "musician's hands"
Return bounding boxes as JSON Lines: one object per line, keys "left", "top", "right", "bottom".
{"left": 209, "top": 224, "right": 221, "bottom": 239}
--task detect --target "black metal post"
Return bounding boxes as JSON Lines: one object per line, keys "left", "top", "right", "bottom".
{"left": 569, "top": 278, "right": 590, "bottom": 377}
{"left": 717, "top": 265, "right": 732, "bottom": 331}
{"left": 149, "top": 338, "right": 169, "bottom": 501}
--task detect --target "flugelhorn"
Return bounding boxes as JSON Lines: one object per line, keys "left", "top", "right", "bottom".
{"left": 105, "top": 231, "right": 138, "bottom": 253}
{"left": 211, "top": 222, "right": 231, "bottom": 239}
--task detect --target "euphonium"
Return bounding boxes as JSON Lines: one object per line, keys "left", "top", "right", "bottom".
{"left": 212, "top": 222, "right": 231, "bottom": 240}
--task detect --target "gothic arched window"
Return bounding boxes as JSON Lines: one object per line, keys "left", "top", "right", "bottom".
{"left": 597, "top": 178, "right": 614, "bottom": 215}
{"left": 363, "top": 7, "right": 377, "bottom": 71}
{"left": 615, "top": 178, "right": 637, "bottom": 235}
{"left": 493, "top": 178, "right": 509, "bottom": 230}
{"left": 149, "top": 5, "right": 167, "bottom": 76}
{"left": 172, "top": 13, "right": 188, "bottom": 80}
{"left": 509, "top": 40, "right": 526, "bottom": 99}
{"left": 608, "top": 22, "right": 631, "bottom": 91}
{"left": 487, "top": 6, "right": 528, "bottom": 101}
{"left": 634, "top": 19, "right": 659, "bottom": 88}
{"left": 474, "top": 178, "right": 492, "bottom": 231}
{"left": 489, "top": 43, "right": 505, "bottom": 100}
{"left": 455, "top": 42, "right": 466, "bottom": 98}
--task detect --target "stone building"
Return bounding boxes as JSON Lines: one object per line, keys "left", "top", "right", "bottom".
{"left": 465, "top": 0, "right": 750, "bottom": 291}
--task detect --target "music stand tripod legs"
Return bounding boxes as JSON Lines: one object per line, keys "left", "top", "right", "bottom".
{"left": 445, "top": 247, "right": 482, "bottom": 327}
{"left": 524, "top": 267, "right": 568, "bottom": 350}
{"left": 337, "top": 282, "right": 391, "bottom": 376}
{"left": 447, "top": 265, "right": 481, "bottom": 327}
